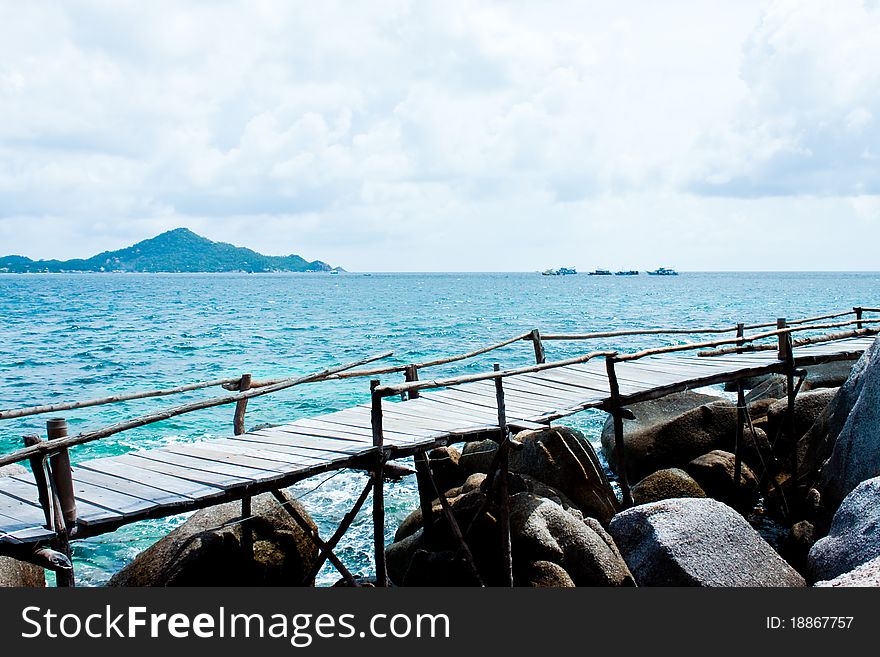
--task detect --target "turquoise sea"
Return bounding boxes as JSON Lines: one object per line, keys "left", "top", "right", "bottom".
{"left": 1, "top": 271, "right": 878, "bottom": 585}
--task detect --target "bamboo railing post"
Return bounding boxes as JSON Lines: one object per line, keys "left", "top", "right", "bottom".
{"left": 404, "top": 364, "right": 420, "bottom": 400}
{"left": 734, "top": 381, "right": 745, "bottom": 501}
{"left": 23, "top": 435, "right": 53, "bottom": 529}
{"left": 233, "top": 373, "right": 252, "bottom": 435}
{"left": 46, "top": 419, "right": 77, "bottom": 530}
{"left": 776, "top": 318, "right": 789, "bottom": 361}
{"left": 370, "top": 380, "right": 388, "bottom": 587}
{"left": 44, "top": 418, "right": 76, "bottom": 587}
{"left": 530, "top": 329, "right": 546, "bottom": 364}
{"left": 493, "top": 363, "right": 513, "bottom": 587}
{"left": 413, "top": 450, "right": 436, "bottom": 541}
{"left": 605, "top": 355, "right": 633, "bottom": 507}
{"left": 736, "top": 323, "right": 745, "bottom": 354}
{"left": 854, "top": 307, "right": 863, "bottom": 330}
{"left": 782, "top": 328, "right": 798, "bottom": 498}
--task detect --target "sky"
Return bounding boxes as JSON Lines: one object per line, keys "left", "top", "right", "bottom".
{"left": 1, "top": 0, "right": 878, "bottom": 271}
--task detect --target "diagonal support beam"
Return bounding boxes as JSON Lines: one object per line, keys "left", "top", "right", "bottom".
{"left": 301, "top": 474, "right": 375, "bottom": 585}
{"left": 422, "top": 455, "right": 484, "bottom": 587}
{"left": 269, "top": 489, "right": 359, "bottom": 587}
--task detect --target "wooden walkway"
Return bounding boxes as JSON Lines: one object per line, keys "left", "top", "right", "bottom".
{"left": 0, "top": 334, "right": 871, "bottom": 549}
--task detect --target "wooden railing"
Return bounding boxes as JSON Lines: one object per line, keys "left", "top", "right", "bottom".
{"left": 1, "top": 304, "right": 876, "bottom": 586}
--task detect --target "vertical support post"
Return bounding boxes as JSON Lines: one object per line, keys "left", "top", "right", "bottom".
{"left": 46, "top": 419, "right": 77, "bottom": 529}
{"left": 23, "top": 435, "right": 53, "bottom": 529}
{"left": 784, "top": 332, "right": 797, "bottom": 496}
{"left": 493, "top": 363, "right": 513, "bottom": 587}
{"left": 734, "top": 381, "right": 745, "bottom": 501}
{"left": 45, "top": 418, "right": 76, "bottom": 587}
{"left": 413, "top": 451, "right": 436, "bottom": 541}
{"left": 233, "top": 373, "right": 252, "bottom": 435}
{"left": 404, "top": 364, "right": 420, "bottom": 400}
{"left": 530, "top": 329, "right": 546, "bottom": 364}
{"left": 370, "top": 380, "right": 387, "bottom": 587}
{"left": 735, "top": 323, "right": 745, "bottom": 354}
{"left": 854, "top": 307, "right": 863, "bottom": 330}
{"left": 240, "top": 492, "right": 253, "bottom": 564}
{"left": 776, "top": 318, "right": 789, "bottom": 361}
{"left": 606, "top": 355, "right": 633, "bottom": 507}
{"left": 776, "top": 318, "right": 798, "bottom": 499}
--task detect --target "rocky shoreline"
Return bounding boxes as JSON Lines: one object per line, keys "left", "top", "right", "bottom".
{"left": 3, "top": 341, "right": 880, "bottom": 588}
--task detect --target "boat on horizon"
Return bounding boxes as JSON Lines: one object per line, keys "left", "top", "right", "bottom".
{"left": 588, "top": 269, "right": 613, "bottom": 276}
{"left": 647, "top": 267, "right": 678, "bottom": 276}
{"left": 542, "top": 267, "right": 577, "bottom": 276}
{"left": 615, "top": 270, "right": 639, "bottom": 276}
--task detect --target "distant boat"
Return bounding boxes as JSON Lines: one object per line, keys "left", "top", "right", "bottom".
{"left": 588, "top": 269, "right": 612, "bottom": 276}
{"left": 647, "top": 267, "right": 678, "bottom": 276}
{"left": 542, "top": 267, "right": 577, "bottom": 276}
{"left": 615, "top": 270, "right": 639, "bottom": 276}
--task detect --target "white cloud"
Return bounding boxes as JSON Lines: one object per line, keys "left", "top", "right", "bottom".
{"left": 689, "top": 0, "right": 880, "bottom": 197}
{"left": 0, "top": 0, "right": 878, "bottom": 270}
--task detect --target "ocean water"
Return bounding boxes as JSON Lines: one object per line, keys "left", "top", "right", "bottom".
{"left": 1, "top": 271, "right": 878, "bottom": 585}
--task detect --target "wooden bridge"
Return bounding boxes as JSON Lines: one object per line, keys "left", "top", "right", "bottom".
{"left": 1, "top": 308, "right": 877, "bottom": 586}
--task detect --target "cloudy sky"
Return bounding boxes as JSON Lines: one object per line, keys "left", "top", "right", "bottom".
{"left": 1, "top": 1, "right": 878, "bottom": 271}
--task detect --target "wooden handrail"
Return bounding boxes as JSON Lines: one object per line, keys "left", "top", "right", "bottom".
{"left": 0, "top": 376, "right": 245, "bottom": 421}
{"left": 0, "top": 352, "right": 392, "bottom": 469}
{"left": 2, "top": 307, "right": 874, "bottom": 422}
{"left": 743, "top": 309, "right": 857, "bottom": 330}
{"left": 614, "top": 327, "right": 789, "bottom": 362}
{"left": 699, "top": 326, "right": 879, "bottom": 357}
{"left": 542, "top": 326, "right": 738, "bottom": 340}
{"left": 373, "top": 351, "right": 617, "bottom": 397}
{"left": 617, "top": 318, "right": 880, "bottom": 362}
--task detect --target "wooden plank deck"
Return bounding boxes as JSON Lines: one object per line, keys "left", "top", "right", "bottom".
{"left": 0, "top": 335, "right": 873, "bottom": 547}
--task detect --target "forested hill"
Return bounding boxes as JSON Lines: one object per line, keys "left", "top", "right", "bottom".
{"left": 0, "top": 228, "right": 340, "bottom": 273}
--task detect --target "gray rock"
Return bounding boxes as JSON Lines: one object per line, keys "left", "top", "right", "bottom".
{"left": 781, "top": 520, "right": 817, "bottom": 576}
{"left": 744, "top": 375, "right": 789, "bottom": 404}
{"left": 460, "top": 439, "right": 498, "bottom": 475}
{"left": 463, "top": 427, "right": 619, "bottom": 524}
{"left": 387, "top": 491, "right": 633, "bottom": 586}
{"left": 631, "top": 468, "right": 706, "bottom": 505}
{"left": 808, "top": 476, "right": 880, "bottom": 582}
{"left": 427, "top": 446, "right": 464, "bottom": 495}
{"left": 508, "top": 427, "right": 618, "bottom": 524}
{"left": 108, "top": 491, "right": 318, "bottom": 586}
{"left": 509, "top": 493, "right": 633, "bottom": 586}
{"left": 816, "top": 339, "right": 880, "bottom": 508}
{"left": 729, "top": 361, "right": 855, "bottom": 393}
{"left": 0, "top": 557, "right": 46, "bottom": 587}
{"left": 515, "top": 560, "right": 576, "bottom": 587}
{"left": 725, "top": 374, "right": 774, "bottom": 391}
{"left": 0, "top": 464, "right": 27, "bottom": 478}
{"left": 802, "top": 360, "right": 857, "bottom": 390}
{"left": 815, "top": 555, "right": 880, "bottom": 587}
{"left": 684, "top": 450, "right": 759, "bottom": 512}
{"left": 394, "top": 470, "right": 582, "bottom": 543}
{"left": 609, "top": 498, "right": 805, "bottom": 587}
{"left": 766, "top": 388, "right": 837, "bottom": 449}
{"left": 602, "top": 398, "right": 764, "bottom": 484}
{"left": 601, "top": 391, "right": 718, "bottom": 460}
{"left": 797, "top": 339, "right": 879, "bottom": 499}
{"left": 386, "top": 529, "right": 426, "bottom": 585}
